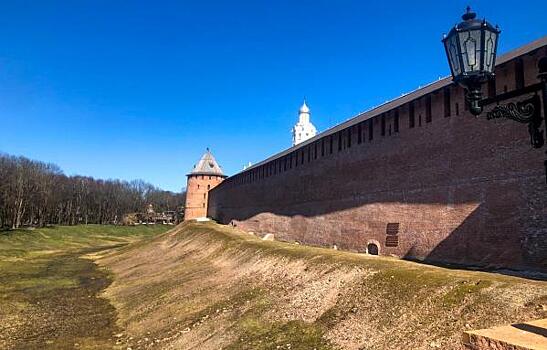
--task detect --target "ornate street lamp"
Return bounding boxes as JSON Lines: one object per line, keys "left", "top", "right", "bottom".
{"left": 442, "top": 7, "right": 547, "bottom": 181}
{"left": 442, "top": 6, "right": 500, "bottom": 115}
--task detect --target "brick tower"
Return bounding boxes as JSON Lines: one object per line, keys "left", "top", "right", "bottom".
{"left": 184, "top": 149, "right": 227, "bottom": 220}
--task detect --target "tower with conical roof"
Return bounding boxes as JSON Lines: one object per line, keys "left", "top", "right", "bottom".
{"left": 292, "top": 100, "right": 317, "bottom": 146}
{"left": 184, "top": 149, "right": 227, "bottom": 220}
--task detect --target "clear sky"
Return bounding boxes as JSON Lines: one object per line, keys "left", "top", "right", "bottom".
{"left": 1, "top": 1, "right": 545, "bottom": 192}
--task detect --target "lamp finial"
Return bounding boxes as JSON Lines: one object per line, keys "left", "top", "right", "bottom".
{"left": 462, "top": 6, "right": 476, "bottom": 21}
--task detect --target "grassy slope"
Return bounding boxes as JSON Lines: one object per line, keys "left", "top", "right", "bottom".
{"left": 98, "top": 222, "right": 547, "bottom": 350}
{"left": 0, "top": 224, "right": 171, "bottom": 349}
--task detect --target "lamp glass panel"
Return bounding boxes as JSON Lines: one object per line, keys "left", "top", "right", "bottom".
{"left": 445, "top": 34, "right": 462, "bottom": 76}
{"left": 459, "top": 29, "right": 482, "bottom": 73}
{"left": 483, "top": 30, "right": 498, "bottom": 73}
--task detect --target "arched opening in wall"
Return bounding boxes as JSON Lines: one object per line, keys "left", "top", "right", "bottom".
{"left": 367, "top": 243, "right": 379, "bottom": 255}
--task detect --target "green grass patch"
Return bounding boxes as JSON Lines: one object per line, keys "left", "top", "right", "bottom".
{"left": 442, "top": 280, "right": 492, "bottom": 306}
{"left": 226, "top": 319, "right": 332, "bottom": 350}
{"left": 0, "top": 224, "right": 170, "bottom": 259}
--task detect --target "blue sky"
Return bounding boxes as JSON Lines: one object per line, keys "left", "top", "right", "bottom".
{"left": 1, "top": 1, "right": 545, "bottom": 192}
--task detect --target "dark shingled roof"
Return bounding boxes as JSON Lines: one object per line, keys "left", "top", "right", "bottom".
{"left": 188, "top": 149, "right": 226, "bottom": 177}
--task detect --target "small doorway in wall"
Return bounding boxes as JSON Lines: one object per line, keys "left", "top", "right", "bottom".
{"left": 367, "top": 243, "right": 379, "bottom": 255}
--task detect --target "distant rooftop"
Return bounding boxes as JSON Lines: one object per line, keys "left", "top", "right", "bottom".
{"left": 189, "top": 149, "right": 226, "bottom": 177}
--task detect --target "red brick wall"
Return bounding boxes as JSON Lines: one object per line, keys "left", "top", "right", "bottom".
{"left": 184, "top": 174, "right": 224, "bottom": 220}
{"left": 208, "top": 45, "right": 547, "bottom": 272}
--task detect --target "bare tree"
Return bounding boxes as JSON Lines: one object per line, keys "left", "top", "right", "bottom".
{"left": 0, "top": 153, "right": 185, "bottom": 228}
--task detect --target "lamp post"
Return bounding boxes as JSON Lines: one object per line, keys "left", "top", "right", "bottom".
{"left": 442, "top": 7, "right": 547, "bottom": 182}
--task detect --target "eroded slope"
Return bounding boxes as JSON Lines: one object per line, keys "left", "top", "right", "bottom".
{"left": 98, "top": 222, "right": 546, "bottom": 350}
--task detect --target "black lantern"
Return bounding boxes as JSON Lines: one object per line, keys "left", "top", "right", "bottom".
{"left": 442, "top": 7, "right": 500, "bottom": 115}
{"left": 441, "top": 7, "right": 547, "bottom": 182}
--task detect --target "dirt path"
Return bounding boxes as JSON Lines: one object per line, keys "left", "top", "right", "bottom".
{"left": 0, "top": 247, "right": 121, "bottom": 349}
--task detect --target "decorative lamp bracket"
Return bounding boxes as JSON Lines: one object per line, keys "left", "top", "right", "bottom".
{"left": 484, "top": 94, "right": 544, "bottom": 149}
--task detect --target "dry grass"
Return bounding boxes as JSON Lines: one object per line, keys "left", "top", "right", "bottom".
{"left": 98, "top": 221, "right": 547, "bottom": 350}
{"left": 0, "top": 224, "right": 170, "bottom": 349}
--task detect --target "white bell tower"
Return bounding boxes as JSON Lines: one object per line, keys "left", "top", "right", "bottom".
{"left": 292, "top": 100, "right": 317, "bottom": 146}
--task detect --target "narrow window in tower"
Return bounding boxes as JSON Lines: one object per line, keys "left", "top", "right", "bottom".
{"left": 301, "top": 150, "right": 305, "bottom": 164}
{"left": 329, "top": 135, "right": 333, "bottom": 154}
{"left": 197, "top": 184, "right": 200, "bottom": 189}
{"left": 394, "top": 110, "right": 400, "bottom": 132}
{"left": 289, "top": 154, "right": 292, "bottom": 169}
{"left": 203, "top": 203, "right": 205, "bottom": 208}
{"left": 338, "top": 132, "right": 342, "bottom": 151}
{"left": 347, "top": 128, "right": 352, "bottom": 148}
{"left": 515, "top": 58, "right": 525, "bottom": 90}
{"left": 419, "top": 114, "right": 422, "bottom": 126}
{"left": 203, "top": 193, "right": 206, "bottom": 199}
{"left": 425, "top": 96, "right": 432, "bottom": 123}
{"left": 455, "top": 103, "right": 460, "bottom": 116}
{"left": 308, "top": 147, "right": 311, "bottom": 162}
{"left": 314, "top": 143, "right": 318, "bottom": 159}
{"left": 357, "top": 123, "right": 362, "bottom": 144}
{"left": 284, "top": 157, "right": 287, "bottom": 171}
{"left": 444, "top": 87, "right": 451, "bottom": 117}
{"left": 207, "top": 185, "right": 210, "bottom": 190}
{"left": 381, "top": 114, "right": 386, "bottom": 136}
{"left": 368, "top": 119, "right": 374, "bottom": 140}
{"left": 409, "top": 102, "right": 415, "bottom": 128}
{"left": 321, "top": 139, "right": 325, "bottom": 156}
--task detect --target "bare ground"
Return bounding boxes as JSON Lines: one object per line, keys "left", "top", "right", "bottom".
{"left": 97, "top": 221, "right": 547, "bottom": 350}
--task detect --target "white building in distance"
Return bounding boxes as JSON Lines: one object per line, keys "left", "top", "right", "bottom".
{"left": 292, "top": 100, "right": 317, "bottom": 146}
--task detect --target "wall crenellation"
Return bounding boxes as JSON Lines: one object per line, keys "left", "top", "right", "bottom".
{"left": 208, "top": 39, "right": 547, "bottom": 271}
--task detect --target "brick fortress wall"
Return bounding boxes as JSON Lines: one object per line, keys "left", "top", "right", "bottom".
{"left": 208, "top": 40, "right": 547, "bottom": 272}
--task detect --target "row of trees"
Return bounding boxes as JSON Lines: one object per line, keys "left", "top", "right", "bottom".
{"left": 0, "top": 153, "right": 185, "bottom": 229}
